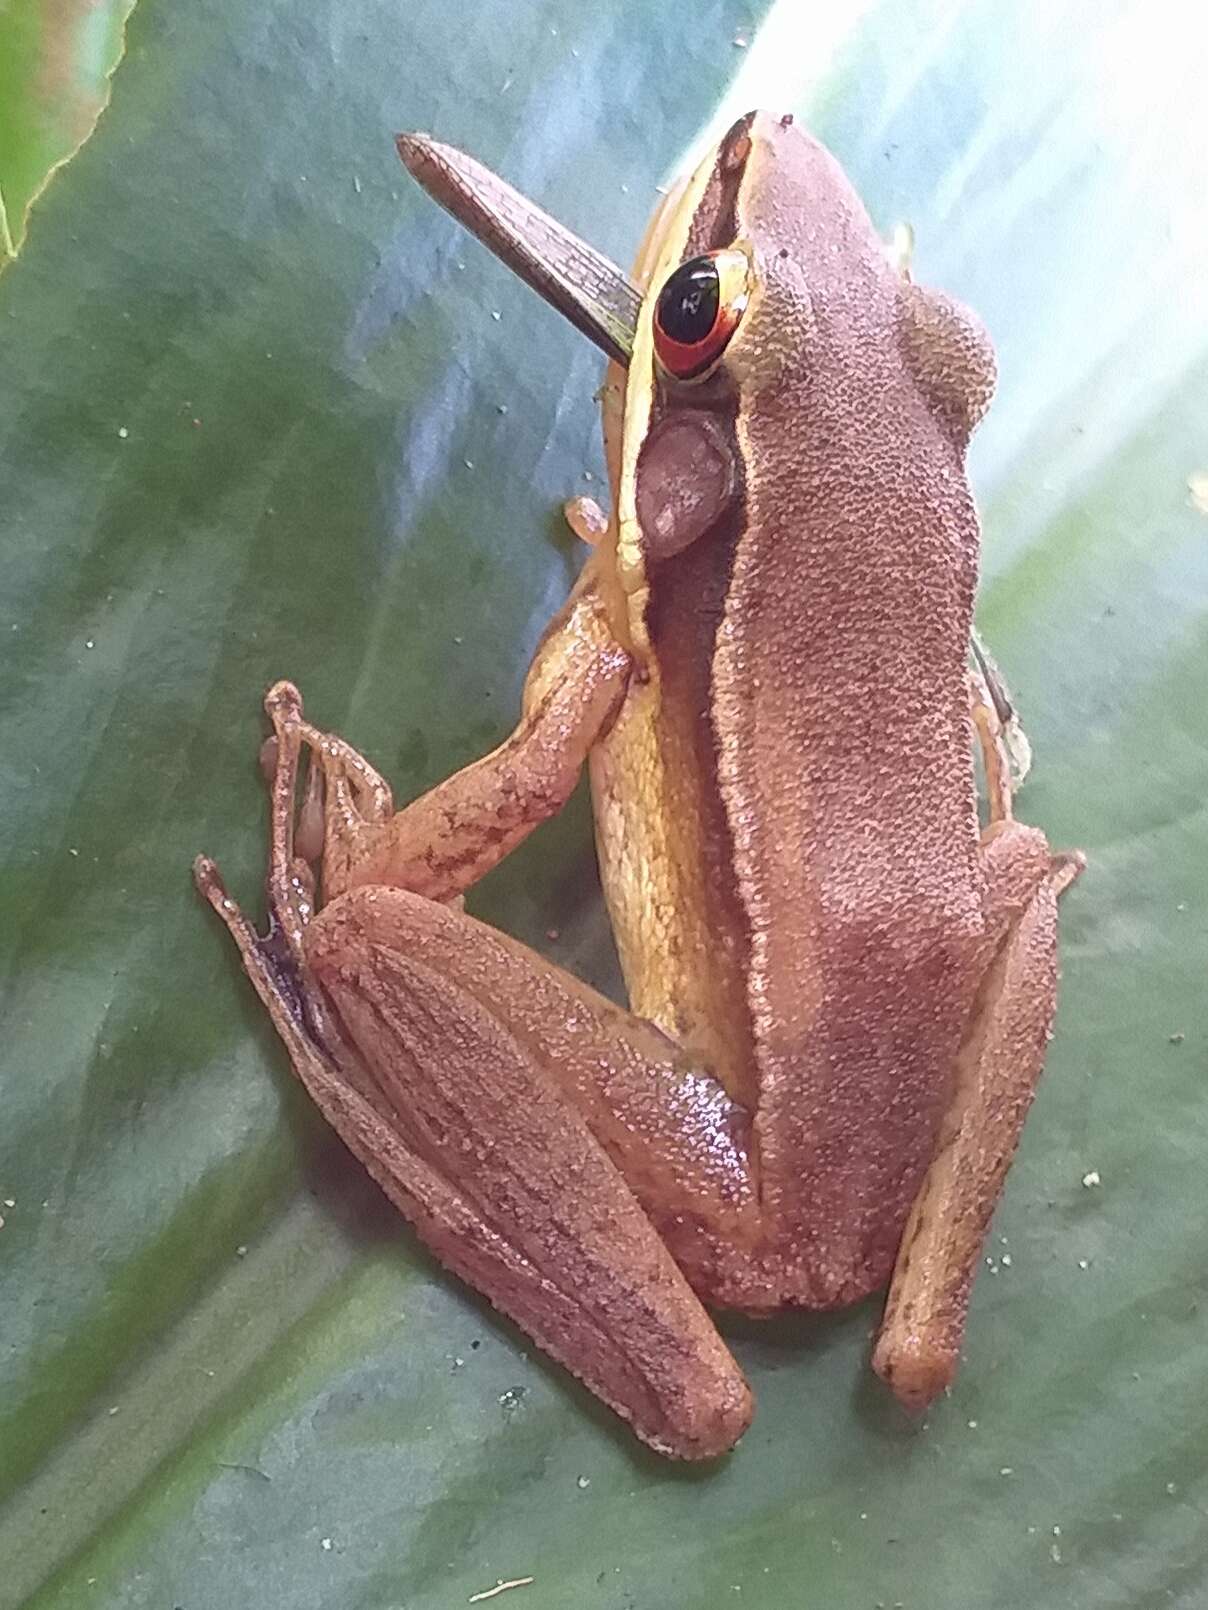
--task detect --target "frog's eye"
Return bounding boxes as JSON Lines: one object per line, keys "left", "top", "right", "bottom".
{"left": 652, "top": 250, "right": 750, "bottom": 381}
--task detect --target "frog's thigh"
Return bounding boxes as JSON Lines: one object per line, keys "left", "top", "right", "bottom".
{"left": 304, "top": 885, "right": 754, "bottom": 1459}
{"left": 871, "top": 834, "right": 1073, "bottom": 1410}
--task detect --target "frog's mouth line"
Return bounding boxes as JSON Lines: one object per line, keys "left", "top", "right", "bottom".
{"left": 396, "top": 131, "right": 643, "bottom": 365}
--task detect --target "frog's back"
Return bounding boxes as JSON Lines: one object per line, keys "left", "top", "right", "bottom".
{"left": 590, "top": 113, "right": 999, "bottom": 1301}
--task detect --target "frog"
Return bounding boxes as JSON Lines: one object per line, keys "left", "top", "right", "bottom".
{"left": 195, "top": 110, "right": 1083, "bottom": 1458}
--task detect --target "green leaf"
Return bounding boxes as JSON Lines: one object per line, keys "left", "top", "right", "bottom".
{"left": 0, "top": 0, "right": 135, "bottom": 263}
{"left": 2, "top": 1, "right": 1207, "bottom": 1607}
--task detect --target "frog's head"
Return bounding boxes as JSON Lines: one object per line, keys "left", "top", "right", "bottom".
{"left": 398, "top": 113, "right": 995, "bottom": 628}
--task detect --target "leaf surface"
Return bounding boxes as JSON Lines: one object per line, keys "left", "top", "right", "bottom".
{"left": 2, "top": 2, "right": 1206, "bottom": 1607}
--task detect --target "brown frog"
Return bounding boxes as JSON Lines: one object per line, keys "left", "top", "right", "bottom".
{"left": 196, "top": 111, "right": 1083, "bottom": 1458}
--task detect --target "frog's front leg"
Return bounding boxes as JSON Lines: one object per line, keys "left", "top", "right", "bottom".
{"left": 289, "top": 576, "right": 633, "bottom": 905}
{"left": 871, "top": 826, "right": 1084, "bottom": 1408}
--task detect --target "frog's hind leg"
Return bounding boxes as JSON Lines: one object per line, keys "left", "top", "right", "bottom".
{"left": 194, "top": 680, "right": 343, "bottom": 1059}
{"left": 970, "top": 631, "right": 1032, "bottom": 810}
{"left": 871, "top": 833, "right": 1084, "bottom": 1409}
{"left": 196, "top": 681, "right": 754, "bottom": 1459}
{"left": 291, "top": 883, "right": 756, "bottom": 1458}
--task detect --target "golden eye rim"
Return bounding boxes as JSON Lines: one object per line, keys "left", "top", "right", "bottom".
{"left": 652, "top": 248, "right": 752, "bottom": 384}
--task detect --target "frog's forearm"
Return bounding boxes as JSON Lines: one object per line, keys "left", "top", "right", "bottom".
{"left": 342, "top": 633, "right": 631, "bottom": 902}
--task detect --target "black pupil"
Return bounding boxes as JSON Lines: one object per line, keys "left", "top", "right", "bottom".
{"left": 656, "top": 257, "right": 720, "bottom": 345}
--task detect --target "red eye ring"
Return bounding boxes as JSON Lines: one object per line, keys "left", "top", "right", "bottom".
{"left": 653, "top": 249, "right": 750, "bottom": 381}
